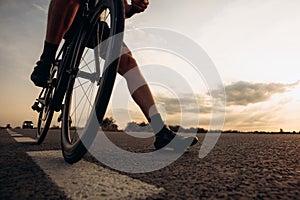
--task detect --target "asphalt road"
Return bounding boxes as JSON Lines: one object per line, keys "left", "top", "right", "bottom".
{"left": 0, "top": 128, "right": 299, "bottom": 199}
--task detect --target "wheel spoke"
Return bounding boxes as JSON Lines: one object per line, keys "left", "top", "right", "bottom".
{"left": 69, "top": 80, "right": 94, "bottom": 143}
{"left": 77, "top": 78, "right": 94, "bottom": 108}
{"left": 79, "top": 59, "right": 95, "bottom": 71}
{"left": 75, "top": 82, "right": 94, "bottom": 127}
{"left": 73, "top": 80, "right": 90, "bottom": 90}
{"left": 80, "top": 48, "right": 90, "bottom": 65}
{"left": 70, "top": 80, "right": 94, "bottom": 118}
{"left": 81, "top": 57, "right": 94, "bottom": 73}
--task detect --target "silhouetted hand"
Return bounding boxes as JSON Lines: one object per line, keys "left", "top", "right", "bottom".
{"left": 131, "top": 0, "right": 149, "bottom": 13}
{"left": 125, "top": 0, "right": 149, "bottom": 18}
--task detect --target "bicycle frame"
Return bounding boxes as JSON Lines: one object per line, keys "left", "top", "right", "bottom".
{"left": 32, "top": 0, "right": 125, "bottom": 162}
{"left": 33, "top": 0, "right": 99, "bottom": 113}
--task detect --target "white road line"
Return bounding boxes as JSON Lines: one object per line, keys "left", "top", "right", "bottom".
{"left": 14, "top": 137, "right": 36, "bottom": 143}
{"left": 27, "top": 150, "right": 164, "bottom": 199}
{"left": 6, "top": 129, "right": 18, "bottom": 135}
{"left": 6, "top": 129, "right": 36, "bottom": 143}
{"left": 10, "top": 133, "right": 23, "bottom": 137}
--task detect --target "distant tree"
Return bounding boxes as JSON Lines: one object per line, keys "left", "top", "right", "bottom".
{"left": 125, "top": 121, "right": 152, "bottom": 132}
{"left": 169, "top": 125, "right": 182, "bottom": 132}
{"left": 186, "top": 127, "right": 197, "bottom": 133}
{"left": 50, "top": 125, "right": 60, "bottom": 129}
{"left": 197, "top": 128, "right": 208, "bottom": 133}
{"left": 125, "top": 122, "right": 137, "bottom": 132}
{"left": 101, "top": 117, "right": 118, "bottom": 131}
{"left": 138, "top": 121, "right": 148, "bottom": 127}
{"left": 222, "top": 130, "right": 239, "bottom": 133}
{"left": 280, "top": 128, "right": 283, "bottom": 133}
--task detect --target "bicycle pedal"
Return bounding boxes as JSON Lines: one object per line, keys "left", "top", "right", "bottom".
{"left": 32, "top": 102, "right": 42, "bottom": 113}
{"left": 37, "top": 98, "right": 45, "bottom": 105}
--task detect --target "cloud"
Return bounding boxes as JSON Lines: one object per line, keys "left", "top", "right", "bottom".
{"left": 155, "top": 93, "right": 212, "bottom": 115}
{"left": 108, "top": 93, "right": 215, "bottom": 129}
{"left": 32, "top": 3, "right": 47, "bottom": 15}
{"left": 221, "top": 81, "right": 300, "bottom": 106}
{"left": 224, "top": 109, "right": 276, "bottom": 131}
{"left": 222, "top": 97, "right": 292, "bottom": 131}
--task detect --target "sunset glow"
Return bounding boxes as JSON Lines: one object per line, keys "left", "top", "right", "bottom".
{"left": 0, "top": 0, "right": 299, "bottom": 132}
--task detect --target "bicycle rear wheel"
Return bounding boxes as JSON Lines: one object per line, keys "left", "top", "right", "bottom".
{"left": 61, "top": 0, "right": 124, "bottom": 163}
{"left": 36, "top": 99, "right": 54, "bottom": 144}
{"left": 36, "top": 66, "right": 58, "bottom": 144}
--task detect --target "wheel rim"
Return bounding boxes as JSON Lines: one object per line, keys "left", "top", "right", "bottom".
{"left": 37, "top": 105, "right": 46, "bottom": 139}
{"left": 36, "top": 97, "right": 52, "bottom": 141}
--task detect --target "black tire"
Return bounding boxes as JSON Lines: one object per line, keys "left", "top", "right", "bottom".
{"left": 36, "top": 66, "right": 58, "bottom": 144}
{"left": 61, "top": 0, "right": 124, "bottom": 164}
{"left": 36, "top": 102, "right": 54, "bottom": 144}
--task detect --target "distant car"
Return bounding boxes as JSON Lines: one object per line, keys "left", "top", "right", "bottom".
{"left": 22, "top": 121, "right": 34, "bottom": 129}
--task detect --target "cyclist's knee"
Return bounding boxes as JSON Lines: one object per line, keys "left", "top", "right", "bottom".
{"left": 118, "top": 52, "right": 138, "bottom": 76}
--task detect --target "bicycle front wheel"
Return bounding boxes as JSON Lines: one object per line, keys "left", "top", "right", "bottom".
{"left": 61, "top": 0, "right": 124, "bottom": 163}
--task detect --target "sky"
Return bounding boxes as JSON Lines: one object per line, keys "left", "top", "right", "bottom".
{"left": 0, "top": 0, "right": 300, "bottom": 132}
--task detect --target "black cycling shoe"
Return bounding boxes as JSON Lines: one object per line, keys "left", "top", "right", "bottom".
{"left": 154, "top": 126, "right": 198, "bottom": 150}
{"left": 30, "top": 60, "right": 52, "bottom": 88}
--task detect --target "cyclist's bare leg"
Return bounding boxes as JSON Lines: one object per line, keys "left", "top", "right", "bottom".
{"left": 118, "top": 49, "right": 198, "bottom": 147}
{"left": 31, "top": 0, "right": 81, "bottom": 87}
{"left": 118, "top": 48, "right": 164, "bottom": 132}
{"left": 46, "top": 0, "right": 81, "bottom": 45}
